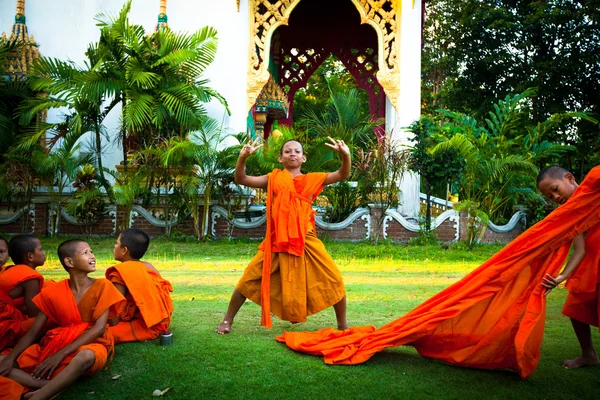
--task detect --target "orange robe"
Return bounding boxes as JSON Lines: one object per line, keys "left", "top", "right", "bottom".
{"left": 561, "top": 224, "right": 600, "bottom": 326}
{"left": 16, "top": 279, "right": 125, "bottom": 378}
{"left": 106, "top": 261, "right": 174, "bottom": 343}
{"left": 277, "top": 165, "right": 600, "bottom": 379}
{"left": 0, "top": 265, "right": 44, "bottom": 350}
{"left": 237, "top": 169, "right": 346, "bottom": 327}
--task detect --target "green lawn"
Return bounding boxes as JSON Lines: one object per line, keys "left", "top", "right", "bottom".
{"left": 30, "top": 238, "right": 600, "bottom": 400}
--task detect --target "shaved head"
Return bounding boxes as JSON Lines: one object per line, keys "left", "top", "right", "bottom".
{"left": 57, "top": 239, "right": 87, "bottom": 270}
{"left": 537, "top": 166, "right": 571, "bottom": 187}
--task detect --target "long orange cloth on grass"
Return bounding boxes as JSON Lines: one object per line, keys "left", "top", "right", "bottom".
{"left": 277, "top": 166, "right": 600, "bottom": 379}
{"left": 237, "top": 169, "right": 345, "bottom": 327}
{"left": 106, "top": 261, "right": 174, "bottom": 343}
{"left": 0, "top": 265, "right": 44, "bottom": 351}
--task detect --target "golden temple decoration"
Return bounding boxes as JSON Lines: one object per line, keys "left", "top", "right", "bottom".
{"left": 2, "top": 0, "right": 41, "bottom": 78}
{"left": 237, "top": 0, "right": 241, "bottom": 12}
{"left": 246, "top": 0, "right": 404, "bottom": 113}
{"left": 156, "top": 0, "right": 169, "bottom": 31}
{"left": 16, "top": 0, "right": 25, "bottom": 16}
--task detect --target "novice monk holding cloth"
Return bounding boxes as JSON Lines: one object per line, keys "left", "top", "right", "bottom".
{"left": 277, "top": 165, "right": 600, "bottom": 379}
{"left": 0, "top": 239, "right": 125, "bottom": 400}
{"left": 216, "top": 137, "right": 350, "bottom": 334}
{"left": 107, "top": 228, "right": 174, "bottom": 343}
{"left": 538, "top": 166, "right": 600, "bottom": 369}
{"left": 0, "top": 235, "right": 47, "bottom": 351}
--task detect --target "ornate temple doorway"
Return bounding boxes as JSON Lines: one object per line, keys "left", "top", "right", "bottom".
{"left": 246, "top": 0, "right": 403, "bottom": 139}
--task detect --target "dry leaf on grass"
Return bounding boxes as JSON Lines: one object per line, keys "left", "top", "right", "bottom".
{"left": 152, "top": 388, "right": 171, "bottom": 397}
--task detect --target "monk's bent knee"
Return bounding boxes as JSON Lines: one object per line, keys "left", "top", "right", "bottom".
{"left": 72, "top": 349, "right": 96, "bottom": 371}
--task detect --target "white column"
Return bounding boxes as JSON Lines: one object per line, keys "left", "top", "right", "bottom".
{"left": 387, "top": 0, "right": 422, "bottom": 218}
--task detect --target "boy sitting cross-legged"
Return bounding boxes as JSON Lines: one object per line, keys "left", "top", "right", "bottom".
{"left": 107, "top": 228, "right": 174, "bottom": 343}
{"left": 0, "top": 239, "right": 125, "bottom": 400}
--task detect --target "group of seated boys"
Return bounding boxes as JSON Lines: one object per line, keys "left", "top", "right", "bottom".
{"left": 0, "top": 229, "right": 174, "bottom": 400}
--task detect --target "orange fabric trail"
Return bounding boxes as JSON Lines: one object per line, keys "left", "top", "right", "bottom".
{"left": 17, "top": 279, "right": 125, "bottom": 377}
{"left": 106, "top": 261, "right": 174, "bottom": 343}
{"left": 0, "top": 265, "right": 44, "bottom": 350}
{"left": 237, "top": 169, "right": 345, "bottom": 327}
{"left": 277, "top": 166, "right": 600, "bottom": 378}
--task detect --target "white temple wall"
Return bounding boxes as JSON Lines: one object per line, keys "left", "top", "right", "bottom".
{"left": 0, "top": 0, "right": 249, "bottom": 170}
{"left": 388, "top": 0, "right": 422, "bottom": 218}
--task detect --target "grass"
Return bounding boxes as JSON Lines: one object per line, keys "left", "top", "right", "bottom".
{"left": 27, "top": 238, "right": 600, "bottom": 399}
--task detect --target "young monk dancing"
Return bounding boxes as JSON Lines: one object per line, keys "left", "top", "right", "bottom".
{"left": 216, "top": 137, "right": 350, "bottom": 334}
{"left": 0, "top": 237, "right": 9, "bottom": 272}
{"left": 0, "top": 235, "right": 47, "bottom": 351}
{"left": 538, "top": 166, "right": 600, "bottom": 369}
{"left": 277, "top": 165, "right": 600, "bottom": 379}
{"left": 0, "top": 239, "right": 125, "bottom": 400}
{"left": 106, "top": 228, "right": 174, "bottom": 343}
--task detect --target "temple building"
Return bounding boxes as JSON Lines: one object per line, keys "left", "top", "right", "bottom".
{"left": 0, "top": 0, "right": 423, "bottom": 217}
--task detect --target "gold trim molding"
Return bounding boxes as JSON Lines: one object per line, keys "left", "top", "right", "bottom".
{"left": 246, "top": 0, "right": 403, "bottom": 113}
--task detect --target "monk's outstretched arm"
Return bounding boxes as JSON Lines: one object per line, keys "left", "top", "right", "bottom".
{"left": 235, "top": 139, "right": 268, "bottom": 189}
{"left": 323, "top": 137, "right": 351, "bottom": 186}
{"left": 0, "top": 313, "right": 49, "bottom": 376}
{"left": 31, "top": 310, "right": 109, "bottom": 380}
{"left": 542, "top": 233, "right": 586, "bottom": 294}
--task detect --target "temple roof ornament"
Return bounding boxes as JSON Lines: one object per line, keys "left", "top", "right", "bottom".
{"left": 246, "top": 0, "right": 405, "bottom": 114}
{"left": 1, "top": 0, "right": 41, "bottom": 80}
{"left": 256, "top": 75, "right": 289, "bottom": 120}
{"left": 156, "top": 0, "right": 169, "bottom": 31}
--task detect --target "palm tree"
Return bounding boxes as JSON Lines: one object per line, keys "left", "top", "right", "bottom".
{"left": 162, "top": 118, "right": 237, "bottom": 240}
{"left": 92, "top": 0, "right": 229, "bottom": 167}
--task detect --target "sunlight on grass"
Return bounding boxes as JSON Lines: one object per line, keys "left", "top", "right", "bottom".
{"left": 26, "top": 238, "right": 600, "bottom": 400}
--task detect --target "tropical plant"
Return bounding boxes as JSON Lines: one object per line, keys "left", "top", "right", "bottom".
{"left": 33, "top": 138, "right": 92, "bottom": 236}
{"left": 432, "top": 90, "right": 581, "bottom": 224}
{"left": 408, "top": 116, "right": 465, "bottom": 232}
{"left": 93, "top": 0, "right": 229, "bottom": 168}
{"left": 455, "top": 200, "right": 490, "bottom": 248}
{"left": 353, "top": 135, "right": 410, "bottom": 245}
{"left": 162, "top": 118, "right": 237, "bottom": 240}
{"left": 0, "top": 146, "right": 44, "bottom": 233}
{"left": 67, "top": 164, "right": 107, "bottom": 235}
{"left": 321, "top": 181, "right": 361, "bottom": 224}
{"left": 0, "top": 39, "right": 38, "bottom": 165}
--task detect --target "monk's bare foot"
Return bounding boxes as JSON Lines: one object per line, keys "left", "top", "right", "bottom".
{"left": 337, "top": 323, "right": 349, "bottom": 330}
{"left": 563, "top": 354, "right": 600, "bottom": 369}
{"left": 216, "top": 319, "right": 233, "bottom": 334}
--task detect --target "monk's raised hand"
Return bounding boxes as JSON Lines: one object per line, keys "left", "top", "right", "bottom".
{"left": 240, "top": 138, "right": 263, "bottom": 159}
{"left": 325, "top": 136, "right": 350, "bottom": 156}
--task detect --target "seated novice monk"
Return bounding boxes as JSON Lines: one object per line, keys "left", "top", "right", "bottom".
{"left": 277, "top": 165, "right": 600, "bottom": 379}
{"left": 216, "top": 137, "right": 350, "bottom": 334}
{"left": 0, "top": 235, "right": 47, "bottom": 351}
{"left": 0, "top": 237, "right": 9, "bottom": 273}
{"left": 538, "top": 166, "right": 600, "bottom": 369}
{"left": 0, "top": 239, "right": 125, "bottom": 400}
{"left": 106, "top": 228, "right": 174, "bottom": 343}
